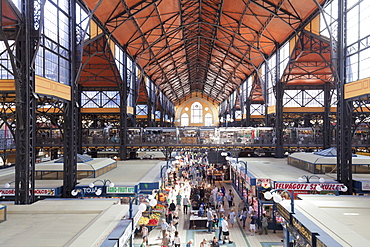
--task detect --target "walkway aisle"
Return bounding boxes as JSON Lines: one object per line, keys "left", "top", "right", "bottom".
{"left": 133, "top": 180, "right": 283, "bottom": 247}
{"left": 221, "top": 181, "right": 284, "bottom": 247}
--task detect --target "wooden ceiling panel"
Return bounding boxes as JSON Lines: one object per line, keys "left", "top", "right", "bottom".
{"left": 83, "top": 0, "right": 329, "bottom": 104}
{"left": 1, "top": 0, "right": 20, "bottom": 28}
{"left": 113, "top": 21, "right": 141, "bottom": 46}
{"left": 157, "top": 0, "right": 179, "bottom": 14}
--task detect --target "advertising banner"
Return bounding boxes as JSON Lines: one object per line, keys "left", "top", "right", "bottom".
{"left": 106, "top": 187, "right": 135, "bottom": 194}
{"left": 274, "top": 182, "right": 344, "bottom": 191}
{"left": 0, "top": 188, "right": 56, "bottom": 196}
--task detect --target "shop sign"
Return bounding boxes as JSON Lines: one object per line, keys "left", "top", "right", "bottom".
{"left": 275, "top": 182, "right": 344, "bottom": 191}
{"left": 80, "top": 187, "right": 101, "bottom": 194}
{"left": 292, "top": 217, "right": 313, "bottom": 245}
{"left": 257, "top": 178, "right": 271, "bottom": 188}
{"left": 361, "top": 181, "right": 370, "bottom": 191}
{"left": 0, "top": 188, "right": 55, "bottom": 196}
{"left": 107, "top": 186, "right": 135, "bottom": 194}
{"left": 276, "top": 203, "right": 290, "bottom": 221}
{"left": 119, "top": 221, "right": 133, "bottom": 246}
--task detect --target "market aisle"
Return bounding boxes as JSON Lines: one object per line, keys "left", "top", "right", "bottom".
{"left": 133, "top": 180, "right": 283, "bottom": 247}
{"left": 221, "top": 181, "right": 284, "bottom": 247}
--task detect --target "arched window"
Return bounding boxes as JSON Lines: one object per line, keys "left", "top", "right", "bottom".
{"left": 205, "top": 113, "right": 213, "bottom": 126}
{"left": 181, "top": 113, "right": 189, "bottom": 126}
{"left": 191, "top": 102, "right": 202, "bottom": 123}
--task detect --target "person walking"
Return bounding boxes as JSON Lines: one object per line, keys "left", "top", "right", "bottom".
{"left": 240, "top": 207, "right": 248, "bottom": 229}
{"left": 227, "top": 190, "right": 233, "bottom": 208}
{"left": 207, "top": 207, "right": 214, "bottom": 233}
{"left": 221, "top": 215, "right": 233, "bottom": 244}
{"left": 217, "top": 192, "right": 223, "bottom": 209}
{"left": 210, "top": 236, "right": 220, "bottom": 247}
{"left": 228, "top": 209, "right": 236, "bottom": 228}
{"left": 183, "top": 195, "right": 190, "bottom": 214}
{"left": 173, "top": 231, "right": 181, "bottom": 247}
{"left": 250, "top": 211, "right": 258, "bottom": 236}
{"left": 218, "top": 202, "right": 224, "bottom": 215}
{"left": 259, "top": 213, "right": 269, "bottom": 235}
{"left": 141, "top": 225, "right": 149, "bottom": 246}
{"left": 161, "top": 219, "right": 169, "bottom": 239}
{"left": 169, "top": 200, "right": 176, "bottom": 212}
{"left": 212, "top": 213, "right": 219, "bottom": 231}
{"left": 162, "top": 232, "right": 171, "bottom": 247}
{"left": 218, "top": 214, "right": 224, "bottom": 241}
{"left": 167, "top": 222, "right": 177, "bottom": 246}
{"left": 172, "top": 211, "right": 179, "bottom": 229}
{"left": 140, "top": 236, "right": 147, "bottom": 247}
{"left": 176, "top": 193, "right": 182, "bottom": 211}
{"left": 220, "top": 186, "right": 226, "bottom": 202}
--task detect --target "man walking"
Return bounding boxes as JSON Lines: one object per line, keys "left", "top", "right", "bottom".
{"left": 222, "top": 215, "right": 233, "bottom": 244}
{"left": 207, "top": 208, "right": 214, "bottom": 233}
{"left": 218, "top": 214, "right": 224, "bottom": 241}
{"left": 250, "top": 211, "right": 258, "bottom": 236}
{"left": 161, "top": 219, "right": 169, "bottom": 238}
{"left": 183, "top": 195, "right": 190, "bottom": 214}
{"left": 176, "top": 193, "right": 182, "bottom": 212}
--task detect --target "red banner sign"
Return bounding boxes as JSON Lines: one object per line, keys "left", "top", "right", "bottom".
{"left": 274, "top": 182, "right": 343, "bottom": 191}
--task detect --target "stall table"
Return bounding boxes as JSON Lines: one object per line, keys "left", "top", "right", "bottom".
{"left": 189, "top": 209, "right": 216, "bottom": 229}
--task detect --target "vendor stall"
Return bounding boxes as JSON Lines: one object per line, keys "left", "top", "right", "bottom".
{"left": 189, "top": 209, "right": 216, "bottom": 229}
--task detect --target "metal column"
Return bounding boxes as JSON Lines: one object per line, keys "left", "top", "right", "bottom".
{"left": 323, "top": 81, "right": 331, "bottom": 149}
{"left": 76, "top": 84, "right": 83, "bottom": 154}
{"left": 132, "top": 64, "right": 137, "bottom": 127}
{"left": 147, "top": 81, "right": 153, "bottom": 127}
{"left": 119, "top": 51, "right": 128, "bottom": 160}
{"left": 336, "top": 0, "right": 352, "bottom": 193}
{"left": 245, "top": 98, "right": 251, "bottom": 126}
{"left": 274, "top": 45, "right": 284, "bottom": 158}
{"left": 63, "top": 0, "right": 78, "bottom": 197}
{"left": 14, "top": 0, "right": 46, "bottom": 204}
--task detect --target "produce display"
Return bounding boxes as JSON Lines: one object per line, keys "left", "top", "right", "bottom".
{"left": 150, "top": 212, "right": 161, "bottom": 220}
{"left": 147, "top": 218, "right": 158, "bottom": 226}
{"left": 153, "top": 203, "right": 165, "bottom": 213}
{"left": 138, "top": 207, "right": 162, "bottom": 226}
{"left": 138, "top": 216, "right": 149, "bottom": 226}
{"left": 158, "top": 192, "right": 167, "bottom": 202}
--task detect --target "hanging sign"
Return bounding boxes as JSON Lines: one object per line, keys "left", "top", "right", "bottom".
{"left": 274, "top": 182, "right": 344, "bottom": 191}
{"left": 106, "top": 187, "right": 135, "bottom": 194}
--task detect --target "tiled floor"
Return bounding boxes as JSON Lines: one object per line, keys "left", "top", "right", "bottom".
{"left": 133, "top": 180, "right": 283, "bottom": 247}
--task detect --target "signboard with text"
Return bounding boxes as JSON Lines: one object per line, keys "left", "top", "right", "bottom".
{"left": 0, "top": 188, "right": 56, "bottom": 196}
{"left": 274, "top": 182, "right": 344, "bottom": 191}
{"left": 106, "top": 187, "right": 135, "bottom": 194}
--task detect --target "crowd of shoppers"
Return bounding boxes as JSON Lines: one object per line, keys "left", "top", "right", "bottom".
{"left": 139, "top": 151, "right": 267, "bottom": 246}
